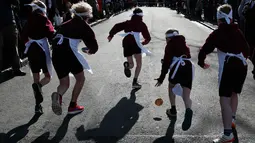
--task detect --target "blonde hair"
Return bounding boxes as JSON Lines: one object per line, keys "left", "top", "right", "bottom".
{"left": 217, "top": 4, "right": 232, "bottom": 23}
{"left": 71, "top": 2, "right": 93, "bottom": 18}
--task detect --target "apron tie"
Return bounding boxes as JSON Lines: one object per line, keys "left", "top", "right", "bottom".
{"left": 226, "top": 53, "right": 247, "bottom": 66}
{"left": 53, "top": 34, "right": 93, "bottom": 74}
{"left": 170, "top": 55, "right": 193, "bottom": 79}
{"left": 119, "top": 32, "right": 152, "bottom": 55}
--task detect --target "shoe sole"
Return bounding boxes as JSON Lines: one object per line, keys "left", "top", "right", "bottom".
{"left": 68, "top": 109, "right": 84, "bottom": 115}
{"left": 213, "top": 137, "right": 235, "bottom": 143}
{"left": 182, "top": 110, "right": 193, "bottom": 131}
{"left": 32, "top": 84, "right": 43, "bottom": 104}
{"left": 166, "top": 110, "right": 177, "bottom": 119}
{"left": 51, "top": 93, "right": 62, "bottom": 115}
{"left": 124, "top": 62, "right": 131, "bottom": 78}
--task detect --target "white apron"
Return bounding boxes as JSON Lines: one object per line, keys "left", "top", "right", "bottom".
{"left": 119, "top": 31, "right": 152, "bottom": 56}
{"left": 24, "top": 37, "right": 53, "bottom": 77}
{"left": 54, "top": 34, "right": 93, "bottom": 74}
{"left": 169, "top": 55, "right": 195, "bottom": 96}
{"left": 217, "top": 49, "right": 247, "bottom": 87}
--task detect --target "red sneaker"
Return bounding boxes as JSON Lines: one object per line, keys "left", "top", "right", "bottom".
{"left": 68, "top": 104, "right": 84, "bottom": 114}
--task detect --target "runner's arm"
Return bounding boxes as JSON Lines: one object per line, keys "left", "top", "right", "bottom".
{"left": 158, "top": 44, "right": 173, "bottom": 83}
{"left": 198, "top": 31, "right": 217, "bottom": 68}
{"left": 141, "top": 23, "right": 151, "bottom": 45}
{"left": 109, "top": 21, "right": 127, "bottom": 38}
{"left": 82, "top": 24, "right": 99, "bottom": 54}
{"left": 44, "top": 17, "right": 55, "bottom": 41}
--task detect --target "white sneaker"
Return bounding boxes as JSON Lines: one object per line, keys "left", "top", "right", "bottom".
{"left": 213, "top": 133, "right": 234, "bottom": 143}
{"left": 51, "top": 92, "right": 62, "bottom": 115}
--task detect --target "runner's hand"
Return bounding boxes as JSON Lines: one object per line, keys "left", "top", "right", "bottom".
{"left": 155, "top": 78, "right": 162, "bottom": 87}
{"left": 203, "top": 63, "right": 210, "bottom": 69}
{"left": 108, "top": 36, "right": 112, "bottom": 42}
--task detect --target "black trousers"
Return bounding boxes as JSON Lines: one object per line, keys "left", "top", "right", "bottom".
{"left": 0, "top": 24, "right": 21, "bottom": 71}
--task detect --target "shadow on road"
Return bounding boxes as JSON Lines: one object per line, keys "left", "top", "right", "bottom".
{"left": 31, "top": 113, "right": 80, "bottom": 143}
{"left": 0, "top": 70, "right": 14, "bottom": 84}
{"left": 75, "top": 88, "right": 144, "bottom": 143}
{"left": 232, "top": 127, "right": 239, "bottom": 143}
{"left": 153, "top": 117, "right": 177, "bottom": 143}
{"left": 0, "top": 113, "right": 42, "bottom": 143}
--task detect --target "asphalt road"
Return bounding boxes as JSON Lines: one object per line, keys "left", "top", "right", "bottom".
{"left": 0, "top": 7, "right": 255, "bottom": 143}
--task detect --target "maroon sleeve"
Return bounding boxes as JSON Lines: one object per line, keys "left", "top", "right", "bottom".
{"left": 237, "top": 29, "right": 250, "bottom": 58}
{"left": 159, "top": 44, "right": 173, "bottom": 81}
{"left": 198, "top": 30, "right": 217, "bottom": 67}
{"left": 44, "top": 18, "right": 55, "bottom": 40}
{"left": 82, "top": 23, "right": 98, "bottom": 54}
{"left": 141, "top": 22, "right": 151, "bottom": 45}
{"left": 109, "top": 21, "right": 127, "bottom": 37}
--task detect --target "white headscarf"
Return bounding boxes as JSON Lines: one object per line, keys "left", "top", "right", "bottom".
{"left": 24, "top": 3, "right": 47, "bottom": 14}
{"left": 165, "top": 31, "right": 179, "bottom": 38}
{"left": 70, "top": 9, "right": 92, "bottom": 18}
{"left": 217, "top": 10, "right": 233, "bottom": 24}
{"left": 130, "top": 12, "right": 144, "bottom": 17}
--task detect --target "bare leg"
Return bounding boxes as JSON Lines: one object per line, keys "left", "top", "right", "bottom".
{"left": 134, "top": 54, "right": 142, "bottom": 79}
{"left": 168, "top": 83, "right": 176, "bottom": 106}
{"left": 32, "top": 73, "right": 40, "bottom": 83}
{"left": 71, "top": 71, "right": 85, "bottom": 103}
{"left": 220, "top": 96, "right": 232, "bottom": 130}
{"left": 182, "top": 87, "right": 192, "bottom": 109}
{"left": 40, "top": 72, "right": 51, "bottom": 87}
{"left": 57, "top": 75, "right": 70, "bottom": 96}
{"left": 126, "top": 56, "right": 134, "bottom": 69}
{"left": 231, "top": 92, "right": 238, "bottom": 116}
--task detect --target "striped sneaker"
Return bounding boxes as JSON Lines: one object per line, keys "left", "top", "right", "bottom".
{"left": 51, "top": 92, "right": 62, "bottom": 115}
{"left": 213, "top": 133, "right": 234, "bottom": 143}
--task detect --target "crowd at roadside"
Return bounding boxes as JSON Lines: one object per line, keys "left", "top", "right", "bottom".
{"left": 0, "top": 0, "right": 254, "bottom": 76}
{"left": 0, "top": 0, "right": 135, "bottom": 73}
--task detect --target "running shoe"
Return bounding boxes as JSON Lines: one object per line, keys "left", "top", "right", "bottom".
{"left": 51, "top": 92, "right": 62, "bottom": 115}
{"left": 213, "top": 133, "right": 234, "bottom": 143}
{"left": 123, "top": 62, "right": 131, "bottom": 78}
{"left": 68, "top": 104, "right": 84, "bottom": 114}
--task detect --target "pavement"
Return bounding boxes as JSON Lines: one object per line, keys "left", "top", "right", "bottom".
{"left": 1, "top": 7, "right": 255, "bottom": 143}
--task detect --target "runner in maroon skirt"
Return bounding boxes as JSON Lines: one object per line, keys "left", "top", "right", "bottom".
{"left": 155, "top": 29, "right": 194, "bottom": 131}
{"left": 198, "top": 4, "right": 249, "bottom": 143}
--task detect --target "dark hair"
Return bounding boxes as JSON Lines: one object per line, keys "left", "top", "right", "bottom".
{"left": 165, "top": 29, "right": 179, "bottom": 35}
{"left": 133, "top": 8, "right": 143, "bottom": 14}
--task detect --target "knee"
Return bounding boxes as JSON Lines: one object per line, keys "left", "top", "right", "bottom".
{"left": 77, "top": 75, "right": 85, "bottom": 85}
{"left": 45, "top": 74, "right": 51, "bottom": 81}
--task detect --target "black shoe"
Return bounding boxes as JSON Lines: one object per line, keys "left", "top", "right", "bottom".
{"left": 35, "top": 104, "right": 43, "bottom": 114}
{"left": 13, "top": 69, "right": 26, "bottom": 76}
{"left": 123, "top": 62, "right": 131, "bottom": 78}
{"left": 32, "top": 83, "right": 43, "bottom": 105}
{"left": 166, "top": 108, "right": 177, "bottom": 119}
{"left": 182, "top": 108, "right": 193, "bottom": 131}
{"left": 132, "top": 82, "right": 142, "bottom": 89}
